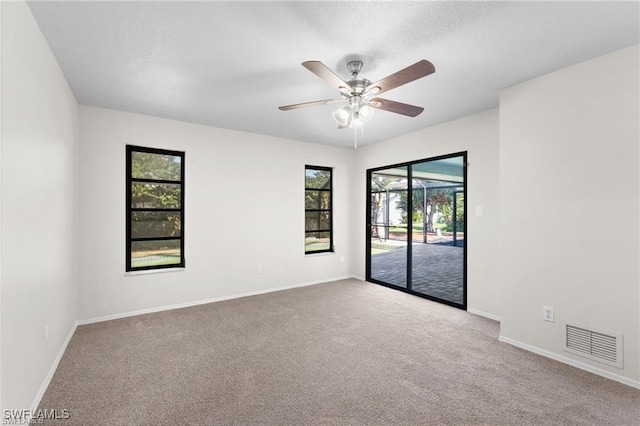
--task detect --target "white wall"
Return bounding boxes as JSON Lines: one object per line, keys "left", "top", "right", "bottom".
{"left": 0, "top": 1, "right": 4, "bottom": 409}
{"left": 499, "top": 45, "right": 639, "bottom": 383}
{"left": 1, "top": 1, "right": 78, "bottom": 411}
{"left": 352, "top": 109, "right": 501, "bottom": 318}
{"left": 78, "top": 106, "right": 354, "bottom": 320}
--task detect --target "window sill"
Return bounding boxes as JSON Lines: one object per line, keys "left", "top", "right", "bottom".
{"left": 305, "top": 251, "right": 335, "bottom": 257}
{"left": 124, "top": 267, "right": 185, "bottom": 277}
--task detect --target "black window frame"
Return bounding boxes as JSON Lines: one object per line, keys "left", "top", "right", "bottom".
{"left": 305, "top": 165, "right": 334, "bottom": 255}
{"left": 126, "top": 145, "right": 185, "bottom": 271}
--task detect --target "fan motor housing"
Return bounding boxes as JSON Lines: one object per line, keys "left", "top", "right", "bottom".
{"left": 346, "top": 78, "right": 372, "bottom": 96}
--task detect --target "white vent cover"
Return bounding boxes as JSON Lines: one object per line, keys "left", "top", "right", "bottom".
{"left": 564, "top": 323, "right": 623, "bottom": 369}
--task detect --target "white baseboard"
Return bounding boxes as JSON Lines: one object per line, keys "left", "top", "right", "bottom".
{"left": 31, "top": 320, "right": 79, "bottom": 412}
{"left": 467, "top": 308, "right": 501, "bottom": 322}
{"left": 78, "top": 276, "right": 353, "bottom": 325}
{"left": 498, "top": 335, "right": 640, "bottom": 389}
{"left": 351, "top": 275, "right": 365, "bottom": 281}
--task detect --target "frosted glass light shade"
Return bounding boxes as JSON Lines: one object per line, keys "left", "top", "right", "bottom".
{"left": 332, "top": 103, "right": 375, "bottom": 128}
{"left": 332, "top": 106, "right": 352, "bottom": 127}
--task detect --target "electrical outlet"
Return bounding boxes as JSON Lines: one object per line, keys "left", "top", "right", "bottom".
{"left": 340, "top": 256, "right": 345, "bottom": 264}
{"left": 543, "top": 306, "right": 554, "bottom": 322}
{"left": 256, "top": 265, "right": 262, "bottom": 274}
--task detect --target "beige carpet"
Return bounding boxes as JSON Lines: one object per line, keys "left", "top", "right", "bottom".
{"left": 38, "top": 279, "right": 639, "bottom": 425}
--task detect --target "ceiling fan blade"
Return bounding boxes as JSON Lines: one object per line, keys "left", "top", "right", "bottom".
{"left": 365, "top": 60, "right": 435, "bottom": 96}
{"left": 302, "top": 61, "right": 351, "bottom": 94}
{"left": 279, "top": 98, "right": 344, "bottom": 111}
{"left": 370, "top": 98, "right": 424, "bottom": 117}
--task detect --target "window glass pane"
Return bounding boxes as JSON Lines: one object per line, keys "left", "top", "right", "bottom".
{"left": 411, "top": 156, "right": 465, "bottom": 305}
{"left": 131, "top": 240, "right": 181, "bottom": 268}
{"left": 304, "top": 166, "right": 332, "bottom": 254}
{"left": 132, "top": 151, "right": 182, "bottom": 181}
{"left": 305, "top": 169, "right": 330, "bottom": 189}
{"left": 305, "top": 231, "right": 330, "bottom": 252}
{"left": 305, "top": 211, "right": 331, "bottom": 231}
{"left": 305, "top": 190, "right": 330, "bottom": 210}
{"left": 369, "top": 168, "right": 409, "bottom": 287}
{"left": 132, "top": 182, "right": 181, "bottom": 208}
{"left": 132, "top": 212, "right": 181, "bottom": 238}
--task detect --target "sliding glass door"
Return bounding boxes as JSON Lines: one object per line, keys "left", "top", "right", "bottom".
{"left": 366, "top": 153, "right": 467, "bottom": 309}
{"left": 369, "top": 166, "right": 409, "bottom": 288}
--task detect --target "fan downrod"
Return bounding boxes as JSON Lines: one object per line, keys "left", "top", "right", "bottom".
{"left": 345, "top": 61, "right": 371, "bottom": 96}
{"left": 347, "top": 60, "right": 363, "bottom": 78}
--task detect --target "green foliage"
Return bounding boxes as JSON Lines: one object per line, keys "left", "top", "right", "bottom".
{"left": 396, "top": 189, "right": 423, "bottom": 224}
{"left": 132, "top": 152, "right": 181, "bottom": 181}
{"left": 132, "top": 212, "right": 181, "bottom": 238}
{"left": 437, "top": 192, "right": 464, "bottom": 232}
{"left": 131, "top": 239, "right": 180, "bottom": 255}
{"left": 455, "top": 193, "right": 465, "bottom": 231}
{"left": 305, "top": 169, "right": 331, "bottom": 232}
{"left": 130, "top": 151, "right": 182, "bottom": 252}
{"left": 398, "top": 188, "right": 452, "bottom": 232}
{"left": 131, "top": 152, "right": 181, "bottom": 209}
{"left": 305, "top": 169, "right": 331, "bottom": 190}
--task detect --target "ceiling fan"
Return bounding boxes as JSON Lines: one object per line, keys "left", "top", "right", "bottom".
{"left": 279, "top": 59, "right": 435, "bottom": 129}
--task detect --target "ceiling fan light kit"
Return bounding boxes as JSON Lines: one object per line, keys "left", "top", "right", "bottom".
{"left": 332, "top": 93, "right": 376, "bottom": 129}
{"left": 279, "top": 58, "right": 435, "bottom": 136}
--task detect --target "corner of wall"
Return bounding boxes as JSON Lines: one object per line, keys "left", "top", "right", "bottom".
{"left": 0, "top": 0, "right": 4, "bottom": 411}
{"left": 1, "top": 0, "right": 80, "bottom": 411}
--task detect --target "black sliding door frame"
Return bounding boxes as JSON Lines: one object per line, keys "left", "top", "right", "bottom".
{"left": 366, "top": 151, "right": 467, "bottom": 310}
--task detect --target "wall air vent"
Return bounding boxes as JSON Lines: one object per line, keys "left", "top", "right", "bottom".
{"left": 564, "top": 323, "right": 623, "bottom": 369}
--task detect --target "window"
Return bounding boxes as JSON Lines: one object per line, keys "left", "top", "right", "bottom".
{"left": 305, "top": 165, "right": 333, "bottom": 254}
{"left": 126, "top": 145, "right": 185, "bottom": 271}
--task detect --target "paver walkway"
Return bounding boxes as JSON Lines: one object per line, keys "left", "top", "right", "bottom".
{"left": 370, "top": 241, "right": 464, "bottom": 305}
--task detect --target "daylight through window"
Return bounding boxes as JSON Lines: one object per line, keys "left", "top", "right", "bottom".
{"left": 126, "top": 145, "right": 185, "bottom": 271}
{"left": 305, "top": 165, "right": 333, "bottom": 254}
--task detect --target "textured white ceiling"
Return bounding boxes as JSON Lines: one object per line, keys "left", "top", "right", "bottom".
{"left": 27, "top": 1, "right": 639, "bottom": 148}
